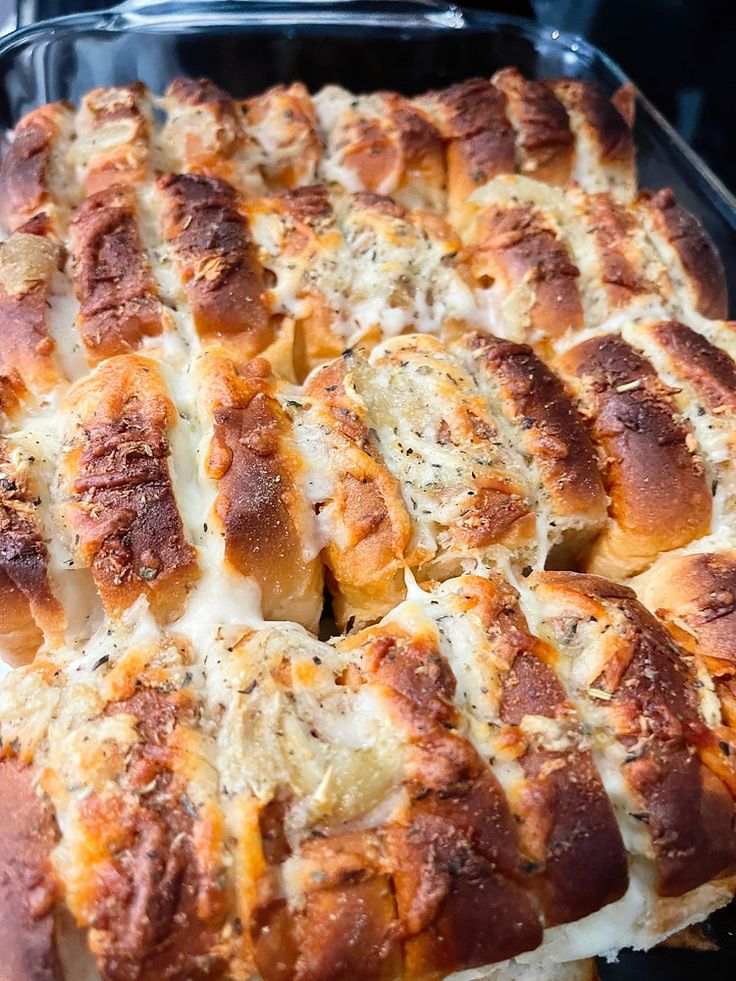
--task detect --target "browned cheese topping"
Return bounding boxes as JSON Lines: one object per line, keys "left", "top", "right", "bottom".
{"left": 0, "top": 68, "right": 735, "bottom": 981}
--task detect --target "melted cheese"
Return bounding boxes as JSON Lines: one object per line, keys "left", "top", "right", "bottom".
{"left": 337, "top": 195, "right": 477, "bottom": 342}
{"left": 1, "top": 76, "right": 735, "bottom": 980}
{"left": 357, "top": 336, "right": 534, "bottom": 572}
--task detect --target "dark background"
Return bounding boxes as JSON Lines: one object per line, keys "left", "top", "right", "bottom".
{"left": 0, "top": 0, "right": 734, "bottom": 978}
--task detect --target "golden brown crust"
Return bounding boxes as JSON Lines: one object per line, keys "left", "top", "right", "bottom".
{"left": 578, "top": 191, "right": 654, "bottom": 309}
{"left": 492, "top": 67, "right": 574, "bottom": 184}
{"left": 201, "top": 354, "right": 323, "bottom": 630}
{"left": 635, "top": 551, "right": 736, "bottom": 674}
{"left": 301, "top": 356, "right": 413, "bottom": 628}
{"left": 245, "top": 83, "right": 322, "bottom": 190}
{"left": 647, "top": 320, "right": 736, "bottom": 413}
{"left": 76, "top": 83, "right": 151, "bottom": 195}
{"left": 551, "top": 80, "right": 633, "bottom": 164}
{"left": 439, "top": 575, "right": 628, "bottom": 925}
{"left": 612, "top": 83, "right": 637, "bottom": 129}
{"left": 168, "top": 76, "right": 238, "bottom": 122}
{"left": 0, "top": 758, "right": 61, "bottom": 981}
{"left": 0, "top": 369, "right": 27, "bottom": 424}
{"left": 158, "top": 172, "right": 272, "bottom": 359}
{"left": 253, "top": 831, "right": 401, "bottom": 981}
{"left": 549, "top": 79, "right": 635, "bottom": 199}
{"left": 558, "top": 334, "right": 712, "bottom": 578}
{"left": 0, "top": 442, "right": 64, "bottom": 665}
{"left": 456, "top": 331, "right": 607, "bottom": 545}
{"left": 640, "top": 188, "right": 728, "bottom": 318}
{"left": 533, "top": 570, "right": 736, "bottom": 896}
{"left": 415, "top": 78, "right": 515, "bottom": 225}
{"left": 317, "top": 87, "right": 445, "bottom": 211}
{"left": 633, "top": 551, "right": 736, "bottom": 793}
{"left": 468, "top": 201, "right": 583, "bottom": 344}
{"left": 82, "top": 686, "right": 230, "bottom": 981}
{"left": 278, "top": 182, "right": 333, "bottom": 226}
{"left": 62, "top": 356, "right": 198, "bottom": 621}
{"left": 0, "top": 229, "right": 63, "bottom": 397}
{"left": 345, "top": 623, "right": 545, "bottom": 973}
{"left": 70, "top": 185, "right": 164, "bottom": 363}
{"left": 0, "top": 102, "right": 71, "bottom": 232}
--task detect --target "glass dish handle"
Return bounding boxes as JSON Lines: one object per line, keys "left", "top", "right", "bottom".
{"left": 109, "top": 0, "right": 466, "bottom": 30}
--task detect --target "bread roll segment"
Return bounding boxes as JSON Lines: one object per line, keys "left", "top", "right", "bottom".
{"left": 637, "top": 188, "right": 728, "bottom": 319}
{"left": 70, "top": 186, "right": 165, "bottom": 363}
{"left": 244, "top": 82, "right": 323, "bottom": 191}
{"left": 0, "top": 757, "right": 61, "bottom": 981}
{"left": 547, "top": 79, "right": 636, "bottom": 203}
{"left": 72, "top": 83, "right": 153, "bottom": 196}
{"left": 297, "top": 352, "right": 415, "bottom": 629}
{"left": 0, "top": 227, "right": 64, "bottom": 406}
{"left": 491, "top": 67, "right": 574, "bottom": 185}
{"left": 2, "top": 65, "right": 736, "bottom": 981}
{"left": 557, "top": 333, "right": 712, "bottom": 579}
{"left": 246, "top": 183, "right": 348, "bottom": 380}
{"left": 0, "top": 620, "right": 235, "bottom": 981}
{"left": 161, "top": 76, "right": 264, "bottom": 196}
{"left": 339, "top": 609, "right": 546, "bottom": 976}
{"left": 199, "top": 353, "right": 323, "bottom": 630}
{"left": 59, "top": 355, "right": 198, "bottom": 621}
{"left": 450, "top": 330, "right": 607, "bottom": 563}
{"left": 0, "top": 438, "right": 64, "bottom": 665}
{"left": 529, "top": 571, "right": 736, "bottom": 896}
{"left": 0, "top": 101, "right": 76, "bottom": 233}
{"left": 315, "top": 85, "right": 446, "bottom": 212}
{"left": 462, "top": 176, "right": 583, "bottom": 347}
{"left": 356, "top": 333, "right": 537, "bottom": 578}
{"left": 417, "top": 574, "right": 628, "bottom": 926}
{"left": 633, "top": 550, "right": 736, "bottom": 793}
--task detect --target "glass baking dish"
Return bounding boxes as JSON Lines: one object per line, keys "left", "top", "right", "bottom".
{"left": 1, "top": 2, "right": 735, "bottom": 976}
{"left": 0, "top": 0, "right": 734, "bottom": 316}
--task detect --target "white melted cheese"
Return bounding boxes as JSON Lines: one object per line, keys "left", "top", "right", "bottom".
{"left": 337, "top": 196, "right": 477, "bottom": 342}
{"left": 136, "top": 179, "right": 197, "bottom": 373}
{"left": 44, "top": 106, "right": 81, "bottom": 226}
{"left": 157, "top": 93, "right": 264, "bottom": 196}
{"left": 8, "top": 410, "right": 103, "bottom": 649}
{"left": 249, "top": 204, "right": 349, "bottom": 331}
{"left": 202, "top": 622, "right": 406, "bottom": 856}
{"left": 314, "top": 87, "right": 388, "bottom": 194}
{"left": 357, "top": 337, "right": 535, "bottom": 574}
{"left": 251, "top": 189, "right": 479, "bottom": 349}
{"left": 285, "top": 394, "right": 348, "bottom": 552}
{"left": 47, "top": 266, "right": 87, "bottom": 387}
{"left": 162, "top": 355, "right": 266, "bottom": 650}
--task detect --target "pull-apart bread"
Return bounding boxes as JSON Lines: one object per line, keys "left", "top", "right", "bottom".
{"left": 0, "top": 71, "right": 735, "bottom": 981}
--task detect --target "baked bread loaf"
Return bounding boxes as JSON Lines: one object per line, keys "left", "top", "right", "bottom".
{"left": 0, "top": 71, "right": 735, "bottom": 981}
